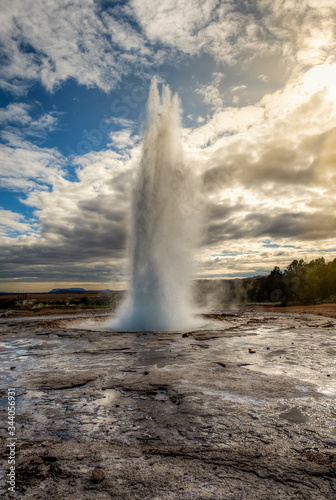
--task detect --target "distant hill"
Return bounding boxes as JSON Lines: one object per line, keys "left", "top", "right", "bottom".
{"left": 48, "top": 288, "right": 113, "bottom": 293}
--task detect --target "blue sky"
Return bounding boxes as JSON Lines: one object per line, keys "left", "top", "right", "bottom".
{"left": 1, "top": 0, "right": 336, "bottom": 291}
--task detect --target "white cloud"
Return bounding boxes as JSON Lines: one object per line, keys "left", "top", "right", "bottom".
{"left": 212, "top": 72, "right": 225, "bottom": 85}
{"left": 0, "top": 208, "right": 32, "bottom": 236}
{"left": 196, "top": 72, "right": 227, "bottom": 110}
{"left": 230, "top": 85, "right": 247, "bottom": 93}
{"left": 108, "top": 129, "right": 139, "bottom": 151}
{"left": 102, "top": 11, "right": 151, "bottom": 55}
{"left": 0, "top": 103, "right": 32, "bottom": 125}
{"left": 131, "top": 0, "right": 336, "bottom": 75}
{"left": 0, "top": 136, "right": 66, "bottom": 192}
{"left": 186, "top": 105, "right": 265, "bottom": 148}
{"left": 258, "top": 74, "right": 269, "bottom": 82}
{"left": 0, "top": 103, "right": 59, "bottom": 142}
{"left": 131, "top": 0, "right": 252, "bottom": 64}
{"left": 0, "top": 0, "right": 154, "bottom": 94}
{"left": 1, "top": 0, "right": 335, "bottom": 99}
{"left": 196, "top": 84, "right": 224, "bottom": 109}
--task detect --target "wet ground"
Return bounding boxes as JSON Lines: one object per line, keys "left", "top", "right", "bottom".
{"left": 0, "top": 310, "right": 335, "bottom": 499}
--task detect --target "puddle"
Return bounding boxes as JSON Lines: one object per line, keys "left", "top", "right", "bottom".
{"left": 0, "top": 393, "right": 24, "bottom": 407}
{"left": 279, "top": 407, "right": 309, "bottom": 424}
{"left": 318, "top": 384, "right": 336, "bottom": 395}
{"left": 221, "top": 326, "right": 336, "bottom": 395}
{"left": 203, "top": 390, "right": 265, "bottom": 405}
{"left": 96, "top": 389, "right": 119, "bottom": 407}
{"left": 0, "top": 396, "right": 9, "bottom": 407}
{"left": 28, "top": 390, "right": 46, "bottom": 400}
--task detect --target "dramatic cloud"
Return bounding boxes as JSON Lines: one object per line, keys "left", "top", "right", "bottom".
{"left": 0, "top": 137, "right": 66, "bottom": 193}
{"left": 182, "top": 60, "right": 336, "bottom": 277}
{"left": 1, "top": 1, "right": 336, "bottom": 288}
{"left": 0, "top": 0, "right": 154, "bottom": 94}
{"left": 0, "top": 103, "right": 59, "bottom": 142}
{"left": 131, "top": 0, "right": 336, "bottom": 70}
{"left": 0, "top": 208, "right": 32, "bottom": 237}
{"left": 0, "top": 147, "right": 138, "bottom": 283}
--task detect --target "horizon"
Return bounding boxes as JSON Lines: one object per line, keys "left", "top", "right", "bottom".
{"left": 2, "top": 255, "right": 335, "bottom": 294}
{"left": 0, "top": 275, "right": 260, "bottom": 294}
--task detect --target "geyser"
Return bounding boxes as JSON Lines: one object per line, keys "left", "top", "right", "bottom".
{"left": 106, "top": 77, "right": 201, "bottom": 332}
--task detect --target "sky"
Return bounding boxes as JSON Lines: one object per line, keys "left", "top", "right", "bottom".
{"left": 0, "top": 0, "right": 336, "bottom": 292}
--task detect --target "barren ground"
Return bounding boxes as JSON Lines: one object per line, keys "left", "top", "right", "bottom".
{"left": 0, "top": 307, "right": 335, "bottom": 499}
{"left": 248, "top": 303, "right": 336, "bottom": 319}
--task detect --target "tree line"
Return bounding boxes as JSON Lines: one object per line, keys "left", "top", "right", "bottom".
{"left": 247, "top": 257, "right": 336, "bottom": 305}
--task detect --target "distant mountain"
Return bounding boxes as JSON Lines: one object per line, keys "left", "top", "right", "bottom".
{"left": 48, "top": 288, "right": 114, "bottom": 293}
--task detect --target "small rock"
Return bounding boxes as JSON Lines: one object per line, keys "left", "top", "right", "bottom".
{"left": 91, "top": 467, "right": 105, "bottom": 483}
{"left": 101, "top": 387, "right": 106, "bottom": 391}
{"left": 248, "top": 348, "right": 256, "bottom": 354}
{"left": 143, "top": 371, "right": 149, "bottom": 375}
{"left": 10, "top": 366, "right": 16, "bottom": 370}
{"left": 324, "top": 438, "right": 336, "bottom": 446}
{"left": 43, "top": 456, "right": 58, "bottom": 463}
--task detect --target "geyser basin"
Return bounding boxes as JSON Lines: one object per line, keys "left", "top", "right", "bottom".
{"left": 105, "top": 78, "right": 201, "bottom": 332}
{"left": 63, "top": 311, "right": 213, "bottom": 333}
{"left": 1, "top": 310, "right": 335, "bottom": 498}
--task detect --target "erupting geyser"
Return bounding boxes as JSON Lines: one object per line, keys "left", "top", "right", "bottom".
{"left": 106, "top": 77, "right": 201, "bottom": 332}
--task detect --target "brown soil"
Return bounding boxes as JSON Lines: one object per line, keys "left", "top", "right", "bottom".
{"left": 248, "top": 303, "right": 336, "bottom": 319}
{"left": 2, "top": 307, "right": 110, "bottom": 318}
{"left": 3, "top": 302, "right": 336, "bottom": 320}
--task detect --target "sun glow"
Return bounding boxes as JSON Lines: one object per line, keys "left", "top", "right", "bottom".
{"left": 303, "top": 63, "right": 336, "bottom": 98}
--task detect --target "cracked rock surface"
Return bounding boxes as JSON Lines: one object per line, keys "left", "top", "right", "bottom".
{"left": 0, "top": 310, "right": 336, "bottom": 499}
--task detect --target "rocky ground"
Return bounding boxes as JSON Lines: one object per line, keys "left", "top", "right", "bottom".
{"left": 0, "top": 309, "right": 335, "bottom": 499}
